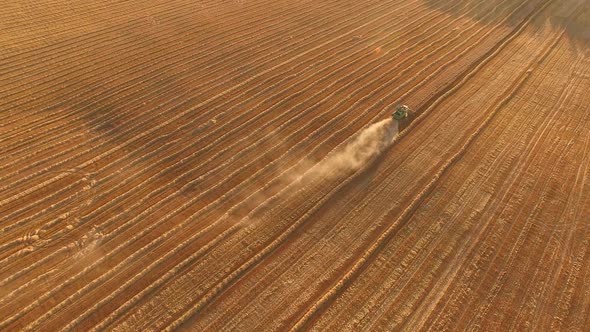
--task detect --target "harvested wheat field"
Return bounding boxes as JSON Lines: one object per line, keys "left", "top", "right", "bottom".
{"left": 1, "top": 0, "right": 590, "bottom": 330}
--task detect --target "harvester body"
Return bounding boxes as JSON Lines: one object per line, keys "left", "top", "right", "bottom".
{"left": 392, "top": 104, "right": 410, "bottom": 121}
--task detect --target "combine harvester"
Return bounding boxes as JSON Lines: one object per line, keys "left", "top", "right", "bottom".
{"left": 391, "top": 104, "right": 412, "bottom": 131}
{"left": 392, "top": 104, "right": 409, "bottom": 120}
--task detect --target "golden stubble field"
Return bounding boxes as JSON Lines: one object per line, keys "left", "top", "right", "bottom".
{"left": 1, "top": 0, "right": 589, "bottom": 330}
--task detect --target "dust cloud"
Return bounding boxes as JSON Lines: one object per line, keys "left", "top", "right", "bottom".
{"left": 227, "top": 118, "right": 398, "bottom": 223}
{"left": 303, "top": 118, "right": 398, "bottom": 181}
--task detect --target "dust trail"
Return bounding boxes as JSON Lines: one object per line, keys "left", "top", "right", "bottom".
{"left": 255, "top": 118, "right": 399, "bottom": 205}
{"left": 217, "top": 118, "right": 398, "bottom": 225}
{"left": 307, "top": 118, "right": 397, "bottom": 180}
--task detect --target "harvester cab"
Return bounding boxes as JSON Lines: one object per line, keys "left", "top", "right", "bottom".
{"left": 392, "top": 104, "right": 410, "bottom": 121}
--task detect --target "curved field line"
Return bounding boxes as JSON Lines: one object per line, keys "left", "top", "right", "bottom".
{"left": 4, "top": 0, "right": 478, "bottom": 233}
{"left": 508, "top": 153, "right": 587, "bottom": 329}
{"left": 0, "top": 0, "right": 336, "bottom": 123}
{"left": 2, "top": 0, "right": 536, "bottom": 328}
{"left": 0, "top": 141, "right": 178, "bottom": 257}
{"left": 0, "top": 0, "right": 490, "bottom": 300}
{"left": 156, "top": 4, "right": 531, "bottom": 328}
{"left": 0, "top": 0, "right": 280, "bottom": 72}
{"left": 308, "top": 36, "right": 549, "bottom": 329}
{"left": 54, "top": 0, "right": 524, "bottom": 326}
{"left": 422, "top": 48, "right": 577, "bottom": 332}
{"left": 9, "top": 3, "right": 488, "bottom": 326}
{"left": 285, "top": 1, "right": 555, "bottom": 329}
{"left": 4, "top": 0, "right": 444, "bottom": 312}
{"left": 423, "top": 36, "right": 575, "bottom": 330}
{"left": 365, "top": 30, "right": 571, "bottom": 332}
{"left": 0, "top": 2, "right": 179, "bottom": 64}
{"left": 46, "top": 0, "right": 472, "bottom": 268}
{"left": 291, "top": 66, "right": 534, "bottom": 332}
{"left": 0, "top": 0, "right": 433, "bottom": 244}
{"left": 0, "top": 0, "right": 382, "bottom": 141}
{"left": 0, "top": 3, "right": 370, "bottom": 180}
{"left": 4, "top": 0, "right": 394, "bottom": 160}
{"left": 72, "top": 0, "right": 447, "bottom": 224}
{"left": 0, "top": 0, "right": 404, "bottom": 182}
{"left": 0, "top": 0, "right": 304, "bottom": 83}
{"left": 0, "top": 0, "right": 434, "bottom": 282}
{"left": 0, "top": 0, "right": 422, "bottom": 240}
{"left": 1, "top": 11, "right": 310, "bottom": 134}
{"left": 546, "top": 120, "right": 590, "bottom": 331}
{"left": 1, "top": 1, "right": 412, "bottom": 191}
{"left": 188, "top": 1, "right": 528, "bottom": 330}
{"left": 463, "top": 57, "right": 587, "bottom": 331}
{"left": 0, "top": 6, "right": 308, "bottom": 133}
{"left": 0, "top": 2, "right": 425, "bottom": 327}
{"left": 0, "top": 0, "right": 402, "bottom": 209}
{"left": 0, "top": 0, "right": 424, "bottom": 188}
{"left": 0, "top": 0, "right": 365, "bottom": 145}
{"left": 0, "top": 1, "right": 198, "bottom": 59}
{"left": 256, "top": 6, "right": 552, "bottom": 329}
